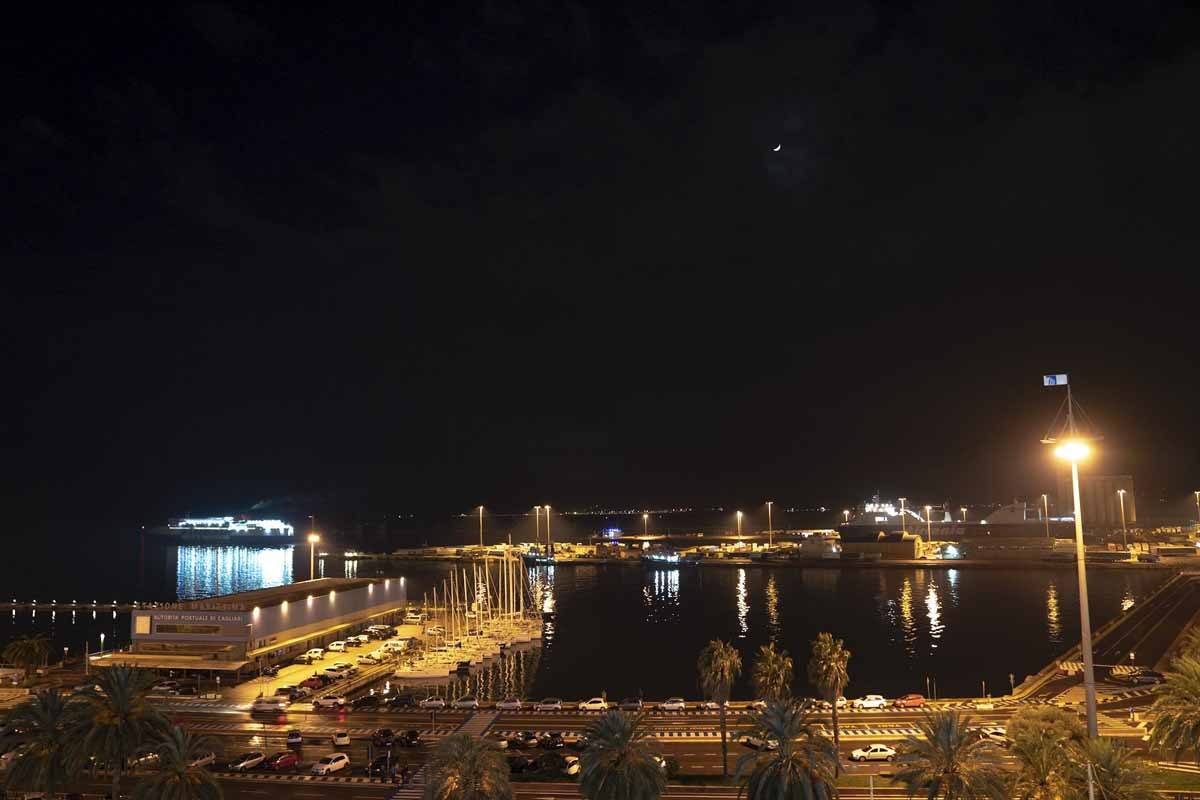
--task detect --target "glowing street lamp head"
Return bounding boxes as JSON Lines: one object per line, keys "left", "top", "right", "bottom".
{"left": 1053, "top": 440, "right": 1091, "bottom": 461}
{"left": 736, "top": 511, "right": 743, "bottom": 520}
{"left": 307, "top": 533, "right": 320, "bottom": 544}
{"left": 642, "top": 513, "right": 648, "bottom": 521}
{"left": 1117, "top": 489, "right": 1126, "bottom": 496}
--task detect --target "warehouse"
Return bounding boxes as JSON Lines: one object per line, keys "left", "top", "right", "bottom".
{"left": 93, "top": 577, "right": 407, "bottom": 681}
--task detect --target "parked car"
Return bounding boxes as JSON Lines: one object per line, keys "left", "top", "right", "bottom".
{"left": 371, "top": 728, "right": 395, "bottom": 747}
{"left": 978, "top": 726, "right": 1010, "bottom": 747}
{"left": 358, "top": 653, "right": 381, "bottom": 665}
{"left": 351, "top": 634, "right": 371, "bottom": 644}
{"left": 540, "top": 732, "right": 565, "bottom": 749}
{"left": 343, "top": 638, "right": 362, "bottom": 648}
{"left": 618, "top": 698, "right": 643, "bottom": 711}
{"left": 578, "top": 697, "right": 608, "bottom": 711}
{"left": 323, "top": 666, "right": 352, "bottom": 681}
{"left": 495, "top": 697, "right": 523, "bottom": 711}
{"left": 367, "top": 755, "right": 391, "bottom": 778}
{"left": 534, "top": 698, "right": 563, "bottom": 711}
{"left": 569, "top": 735, "right": 590, "bottom": 752}
{"left": 264, "top": 751, "right": 300, "bottom": 771}
{"left": 850, "top": 744, "right": 896, "bottom": 762}
{"left": 304, "top": 648, "right": 325, "bottom": 662}
{"left": 814, "top": 697, "right": 847, "bottom": 711}
{"left": 1112, "top": 669, "right": 1166, "bottom": 686}
{"left": 852, "top": 695, "right": 888, "bottom": 710}
{"left": 189, "top": 752, "right": 216, "bottom": 768}
{"left": 659, "top": 697, "right": 687, "bottom": 711}
{"left": 312, "top": 695, "right": 348, "bottom": 710}
{"left": 331, "top": 731, "right": 351, "bottom": 747}
{"left": 404, "top": 612, "right": 424, "bottom": 624}
{"left": 396, "top": 730, "right": 422, "bottom": 748}
{"left": 228, "top": 752, "right": 265, "bottom": 771}
{"left": 331, "top": 661, "right": 358, "bottom": 674}
{"left": 893, "top": 693, "right": 925, "bottom": 709}
{"left": 562, "top": 755, "right": 581, "bottom": 776}
{"left": 328, "top": 641, "right": 347, "bottom": 653}
{"left": 698, "top": 700, "right": 727, "bottom": 711}
{"left": 514, "top": 731, "right": 540, "bottom": 748}
{"left": 259, "top": 664, "right": 281, "bottom": 677}
{"left": 152, "top": 680, "right": 179, "bottom": 693}
{"left": 294, "top": 652, "right": 318, "bottom": 665}
{"left": 352, "top": 694, "right": 382, "bottom": 710}
{"left": 383, "top": 640, "right": 408, "bottom": 654}
{"left": 507, "top": 755, "right": 538, "bottom": 773}
{"left": 300, "top": 676, "right": 328, "bottom": 690}
{"left": 311, "top": 753, "right": 350, "bottom": 775}
{"left": 387, "top": 694, "right": 417, "bottom": 709}
{"left": 425, "top": 625, "right": 446, "bottom": 636}
{"left": 286, "top": 730, "right": 303, "bottom": 747}
{"left": 452, "top": 695, "right": 480, "bottom": 710}
{"left": 419, "top": 696, "right": 446, "bottom": 709}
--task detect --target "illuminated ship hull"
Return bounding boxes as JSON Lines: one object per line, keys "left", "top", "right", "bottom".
{"left": 150, "top": 516, "right": 296, "bottom": 546}
{"left": 841, "top": 500, "right": 1073, "bottom": 543}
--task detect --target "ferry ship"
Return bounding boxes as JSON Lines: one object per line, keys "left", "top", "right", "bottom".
{"left": 839, "top": 496, "right": 1073, "bottom": 543}
{"left": 150, "top": 515, "right": 296, "bottom": 545}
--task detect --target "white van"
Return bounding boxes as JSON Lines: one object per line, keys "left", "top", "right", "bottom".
{"left": 327, "top": 641, "right": 347, "bottom": 653}
{"left": 383, "top": 640, "right": 408, "bottom": 654}
{"left": 305, "top": 648, "right": 325, "bottom": 661}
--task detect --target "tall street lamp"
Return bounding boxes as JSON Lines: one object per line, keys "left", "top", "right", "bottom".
{"left": 533, "top": 506, "right": 542, "bottom": 548}
{"left": 1194, "top": 491, "right": 1199, "bottom": 529}
{"left": 1117, "top": 490, "right": 1128, "bottom": 551}
{"left": 478, "top": 506, "right": 485, "bottom": 548}
{"left": 960, "top": 506, "right": 967, "bottom": 523}
{"left": 1054, "top": 437, "right": 1098, "bottom": 737}
{"left": 766, "top": 501, "right": 774, "bottom": 548}
{"left": 308, "top": 533, "right": 320, "bottom": 581}
{"left": 736, "top": 510, "right": 743, "bottom": 537}
{"left": 843, "top": 509, "right": 850, "bottom": 524}
{"left": 899, "top": 498, "right": 907, "bottom": 534}
{"left": 544, "top": 505, "right": 552, "bottom": 554}
{"left": 924, "top": 505, "right": 932, "bottom": 544}
{"left": 642, "top": 513, "right": 649, "bottom": 536}
{"left": 1042, "top": 494, "right": 1050, "bottom": 539}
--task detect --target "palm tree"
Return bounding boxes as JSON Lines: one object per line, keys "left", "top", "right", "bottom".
{"left": 734, "top": 700, "right": 838, "bottom": 800}
{"left": 131, "top": 725, "right": 222, "bottom": 800}
{"left": 1008, "top": 725, "right": 1070, "bottom": 800}
{"left": 752, "top": 643, "right": 794, "bottom": 703}
{"left": 67, "top": 665, "right": 167, "bottom": 800}
{"left": 698, "top": 638, "right": 742, "bottom": 779}
{"left": 579, "top": 710, "right": 666, "bottom": 800}
{"left": 2, "top": 634, "right": 50, "bottom": 683}
{"left": 893, "top": 710, "right": 1006, "bottom": 800}
{"left": 807, "top": 633, "right": 850, "bottom": 774}
{"left": 1149, "top": 654, "right": 1200, "bottom": 762}
{"left": 424, "top": 732, "right": 512, "bottom": 800}
{"left": 0, "top": 689, "right": 78, "bottom": 797}
{"left": 1067, "top": 738, "right": 1156, "bottom": 800}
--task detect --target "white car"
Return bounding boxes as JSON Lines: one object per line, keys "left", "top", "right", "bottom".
{"left": 328, "top": 641, "right": 347, "bottom": 652}
{"left": 383, "top": 640, "right": 408, "bottom": 654}
{"left": 286, "top": 730, "right": 304, "bottom": 746}
{"left": 563, "top": 755, "right": 581, "bottom": 776}
{"left": 699, "top": 700, "right": 727, "bottom": 711}
{"left": 850, "top": 744, "right": 896, "bottom": 762}
{"left": 331, "top": 661, "right": 358, "bottom": 674}
{"left": 351, "top": 634, "right": 371, "bottom": 644}
{"left": 331, "top": 731, "right": 350, "bottom": 747}
{"left": 305, "top": 648, "right": 325, "bottom": 661}
{"left": 228, "top": 752, "right": 265, "bottom": 771}
{"left": 404, "top": 612, "right": 423, "bottom": 624}
{"left": 852, "top": 695, "right": 888, "bottom": 710}
{"left": 323, "top": 666, "right": 351, "bottom": 681}
{"left": 534, "top": 698, "right": 563, "bottom": 711}
{"left": 419, "top": 696, "right": 446, "bottom": 709}
{"left": 815, "top": 696, "right": 847, "bottom": 711}
{"left": 578, "top": 697, "right": 608, "bottom": 711}
{"left": 495, "top": 697, "right": 523, "bottom": 711}
{"left": 659, "top": 697, "right": 687, "bottom": 711}
{"left": 189, "top": 751, "right": 216, "bottom": 768}
{"left": 312, "top": 695, "right": 347, "bottom": 709}
{"left": 250, "top": 697, "right": 289, "bottom": 713}
{"left": 358, "top": 653, "right": 381, "bottom": 664}
{"left": 425, "top": 625, "right": 446, "bottom": 636}
{"left": 452, "top": 695, "right": 480, "bottom": 710}
{"left": 978, "top": 726, "right": 1009, "bottom": 746}
{"left": 311, "top": 753, "right": 349, "bottom": 775}
{"left": 741, "top": 735, "right": 778, "bottom": 750}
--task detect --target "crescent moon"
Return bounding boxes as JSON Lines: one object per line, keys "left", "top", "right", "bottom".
{"left": 773, "top": 144, "right": 781, "bottom": 152}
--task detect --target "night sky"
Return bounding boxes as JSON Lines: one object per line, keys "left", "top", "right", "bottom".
{"left": 6, "top": 2, "right": 1200, "bottom": 525}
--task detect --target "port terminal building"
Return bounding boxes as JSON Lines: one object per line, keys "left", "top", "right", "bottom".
{"left": 92, "top": 577, "right": 407, "bottom": 680}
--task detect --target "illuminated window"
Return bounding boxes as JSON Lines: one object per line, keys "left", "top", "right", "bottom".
{"left": 135, "top": 616, "right": 151, "bottom": 635}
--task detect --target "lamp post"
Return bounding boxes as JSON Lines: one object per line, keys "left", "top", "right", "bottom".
{"left": 736, "top": 511, "right": 743, "bottom": 538}
{"left": 544, "top": 505, "right": 552, "bottom": 554}
{"left": 960, "top": 506, "right": 967, "bottom": 523}
{"left": 1194, "top": 491, "right": 1199, "bottom": 529}
{"left": 766, "top": 501, "right": 773, "bottom": 548}
{"left": 99, "top": 632, "right": 105, "bottom": 654}
{"left": 843, "top": 509, "right": 850, "bottom": 524}
{"left": 642, "top": 513, "right": 648, "bottom": 536}
{"left": 1117, "top": 490, "right": 1128, "bottom": 551}
{"left": 308, "top": 533, "right": 320, "bottom": 581}
{"left": 533, "top": 506, "right": 542, "bottom": 549}
{"left": 1042, "top": 494, "right": 1050, "bottom": 539}
{"left": 1055, "top": 437, "right": 1098, "bottom": 737}
{"left": 924, "top": 505, "right": 932, "bottom": 544}
{"left": 898, "top": 498, "right": 907, "bottom": 533}
{"left": 478, "top": 506, "right": 485, "bottom": 548}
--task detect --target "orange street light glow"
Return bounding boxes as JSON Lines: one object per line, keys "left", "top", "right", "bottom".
{"left": 1054, "top": 440, "right": 1090, "bottom": 461}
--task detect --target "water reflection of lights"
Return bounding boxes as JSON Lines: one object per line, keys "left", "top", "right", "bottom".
{"left": 643, "top": 570, "right": 680, "bottom": 623}
{"left": 765, "top": 574, "right": 781, "bottom": 643}
{"left": 344, "top": 559, "right": 358, "bottom": 579}
{"left": 175, "top": 546, "right": 294, "bottom": 600}
{"left": 1046, "top": 582, "right": 1062, "bottom": 643}
{"left": 736, "top": 569, "right": 749, "bottom": 638}
{"left": 1121, "top": 591, "right": 1135, "bottom": 612}
{"left": 898, "top": 578, "right": 916, "bottom": 656}
{"left": 925, "top": 583, "right": 943, "bottom": 646}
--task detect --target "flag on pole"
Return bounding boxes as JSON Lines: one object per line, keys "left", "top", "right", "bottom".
{"left": 1043, "top": 373, "right": 1069, "bottom": 387}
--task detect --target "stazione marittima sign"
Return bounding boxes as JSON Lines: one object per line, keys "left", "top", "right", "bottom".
{"left": 133, "top": 610, "right": 250, "bottom": 640}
